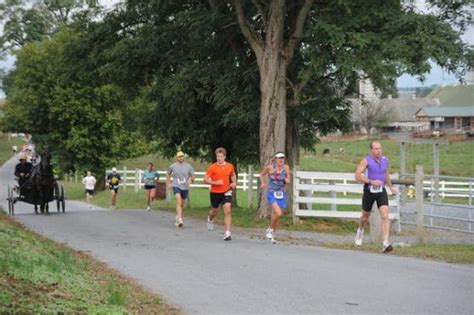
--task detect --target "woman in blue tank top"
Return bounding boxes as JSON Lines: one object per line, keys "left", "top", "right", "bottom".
{"left": 260, "top": 152, "right": 291, "bottom": 243}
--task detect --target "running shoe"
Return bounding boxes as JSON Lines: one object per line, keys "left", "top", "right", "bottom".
{"left": 265, "top": 228, "right": 273, "bottom": 240}
{"left": 223, "top": 231, "right": 232, "bottom": 241}
{"left": 207, "top": 217, "right": 214, "bottom": 231}
{"left": 383, "top": 242, "right": 393, "bottom": 253}
{"left": 354, "top": 229, "right": 364, "bottom": 246}
{"left": 266, "top": 229, "right": 276, "bottom": 244}
{"left": 146, "top": 206, "right": 150, "bottom": 211}
{"left": 178, "top": 218, "right": 183, "bottom": 228}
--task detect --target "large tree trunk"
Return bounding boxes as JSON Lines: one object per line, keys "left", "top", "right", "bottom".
{"left": 256, "top": 1, "right": 287, "bottom": 219}
{"left": 285, "top": 115, "right": 300, "bottom": 214}
{"left": 256, "top": 61, "right": 287, "bottom": 218}
{"left": 231, "top": 0, "right": 313, "bottom": 218}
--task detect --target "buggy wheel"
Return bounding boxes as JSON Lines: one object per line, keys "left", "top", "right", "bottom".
{"left": 61, "top": 185, "right": 65, "bottom": 213}
{"left": 54, "top": 182, "right": 60, "bottom": 212}
{"left": 7, "top": 185, "right": 14, "bottom": 215}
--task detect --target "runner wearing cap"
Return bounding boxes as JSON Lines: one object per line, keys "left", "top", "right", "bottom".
{"left": 204, "top": 147, "right": 237, "bottom": 241}
{"left": 166, "top": 151, "right": 195, "bottom": 227}
{"left": 143, "top": 162, "right": 160, "bottom": 211}
{"left": 260, "top": 152, "right": 291, "bottom": 243}
{"left": 107, "top": 167, "right": 122, "bottom": 209}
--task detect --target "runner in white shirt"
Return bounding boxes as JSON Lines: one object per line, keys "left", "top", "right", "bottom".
{"left": 82, "top": 171, "right": 97, "bottom": 206}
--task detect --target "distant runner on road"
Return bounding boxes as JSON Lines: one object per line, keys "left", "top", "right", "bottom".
{"left": 107, "top": 167, "right": 122, "bottom": 209}
{"left": 142, "top": 162, "right": 159, "bottom": 211}
{"left": 82, "top": 171, "right": 97, "bottom": 206}
{"left": 166, "top": 151, "right": 195, "bottom": 228}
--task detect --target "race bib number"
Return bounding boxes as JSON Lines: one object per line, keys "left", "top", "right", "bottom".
{"left": 177, "top": 178, "right": 187, "bottom": 184}
{"left": 110, "top": 178, "right": 118, "bottom": 184}
{"left": 224, "top": 190, "right": 233, "bottom": 197}
{"left": 273, "top": 191, "right": 284, "bottom": 199}
{"left": 369, "top": 185, "right": 383, "bottom": 193}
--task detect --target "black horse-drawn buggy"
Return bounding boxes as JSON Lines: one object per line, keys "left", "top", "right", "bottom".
{"left": 7, "top": 150, "right": 66, "bottom": 215}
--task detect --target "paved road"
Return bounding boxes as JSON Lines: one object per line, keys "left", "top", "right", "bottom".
{"left": 1, "top": 156, "right": 473, "bottom": 314}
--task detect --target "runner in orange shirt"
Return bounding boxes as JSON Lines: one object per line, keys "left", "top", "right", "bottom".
{"left": 204, "top": 147, "right": 237, "bottom": 241}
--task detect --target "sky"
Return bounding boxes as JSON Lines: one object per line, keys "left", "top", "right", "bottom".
{"left": 0, "top": 1, "right": 473, "bottom": 97}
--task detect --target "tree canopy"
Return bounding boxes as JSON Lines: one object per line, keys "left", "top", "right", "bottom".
{"left": 1, "top": 0, "right": 472, "bottom": 206}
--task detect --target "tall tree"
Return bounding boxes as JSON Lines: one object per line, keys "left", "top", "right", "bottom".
{"left": 226, "top": 0, "right": 472, "bottom": 217}
{"left": 0, "top": 0, "right": 100, "bottom": 53}
{"left": 1, "top": 29, "right": 148, "bottom": 182}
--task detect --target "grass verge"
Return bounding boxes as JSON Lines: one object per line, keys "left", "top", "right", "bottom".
{"left": 0, "top": 210, "right": 180, "bottom": 314}
{"left": 322, "top": 243, "right": 474, "bottom": 264}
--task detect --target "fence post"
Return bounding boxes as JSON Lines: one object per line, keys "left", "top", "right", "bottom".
{"left": 292, "top": 166, "right": 300, "bottom": 224}
{"left": 399, "top": 141, "right": 407, "bottom": 207}
{"left": 369, "top": 202, "right": 382, "bottom": 244}
{"left": 441, "top": 181, "right": 445, "bottom": 200}
{"left": 430, "top": 177, "right": 434, "bottom": 203}
{"left": 166, "top": 181, "right": 171, "bottom": 205}
{"left": 433, "top": 142, "right": 440, "bottom": 203}
{"left": 469, "top": 208, "right": 472, "bottom": 233}
{"left": 415, "top": 165, "right": 425, "bottom": 244}
{"left": 247, "top": 165, "right": 254, "bottom": 208}
{"left": 134, "top": 168, "right": 139, "bottom": 193}
{"left": 242, "top": 172, "right": 247, "bottom": 191}
{"left": 343, "top": 179, "right": 347, "bottom": 196}
{"left": 74, "top": 171, "right": 78, "bottom": 184}
{"left": 469, "top": 180, "right": 473, "bottom": 207}
{"left": 122, "top": 166, "right": 127, "bottom": 190}
{"left": 329, "top": 180, "right": 337, "bottom": 211}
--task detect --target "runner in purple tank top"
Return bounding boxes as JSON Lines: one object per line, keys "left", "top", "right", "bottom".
{"left": 354, "top": 141, "right": 398, "bottom": 253}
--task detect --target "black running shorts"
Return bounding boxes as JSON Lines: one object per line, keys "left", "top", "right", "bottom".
{"left": 362, "top": 185, "right": 389, "bottom": 211}
{"left": 210, "top": 192, "right": 232, "bottom": 208}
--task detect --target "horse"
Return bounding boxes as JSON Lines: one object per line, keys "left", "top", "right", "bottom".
{"left": 29, "top": 150, "right": 56, "bottom": 214}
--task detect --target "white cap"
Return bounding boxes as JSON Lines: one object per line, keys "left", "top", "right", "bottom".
{"left": 274, "top": 152, "right": 285, "bottom": 158}
{"left": 111, "top": 167, "right": 117, "bottom": 172}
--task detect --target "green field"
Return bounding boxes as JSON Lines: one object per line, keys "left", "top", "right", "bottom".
{"left": 117, "top": 139, "right": 474, "bottom": 177}
{"left": 303, "top": 139, "right": 474, "bottom": 176}
{"left": 0, "top": 211, "right": 179, "bottom": 314}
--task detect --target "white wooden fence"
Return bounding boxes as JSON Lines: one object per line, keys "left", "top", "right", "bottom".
{"left": 292, "top": 171, "right": 400, "bottom": 232}
{"left": 104, "top": 167, "right": 261, "bottom": 192}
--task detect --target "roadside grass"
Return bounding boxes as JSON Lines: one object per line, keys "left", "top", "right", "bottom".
{"left": 0, "top": 133, "right": 25, "bottom": 166}
{"left": 322, "top": 243, "right": 474, "bottom": 264}
{"left": 0, "top": 210, "right": 180, "bottom": 314}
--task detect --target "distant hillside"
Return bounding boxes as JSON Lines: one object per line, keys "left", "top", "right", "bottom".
{"left": 427, "top": 85, "right": 474, "bottom": 106}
